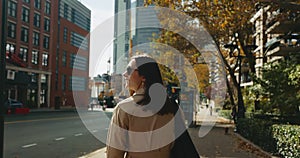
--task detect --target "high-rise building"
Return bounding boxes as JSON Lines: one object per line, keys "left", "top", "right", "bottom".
{"left": 0, "top": 0, "right": 90, "bottom": 109}
{"left": 113, "top": 0, "right": 131, "bottom": 75}
{"left": 133, "top": 0, "right": 161, "bottom": 53}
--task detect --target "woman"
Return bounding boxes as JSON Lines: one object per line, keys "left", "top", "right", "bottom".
{"left": 106, "top": 55, "right": 198, "bottom": 158}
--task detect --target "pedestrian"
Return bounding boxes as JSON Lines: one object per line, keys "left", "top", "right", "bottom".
{"left": 106, "top": 55, "right": 199, "bottom": 158}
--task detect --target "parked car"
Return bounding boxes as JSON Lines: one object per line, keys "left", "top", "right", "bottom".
{"left": 4, "top": 99, "right": 30, "bottom": 114}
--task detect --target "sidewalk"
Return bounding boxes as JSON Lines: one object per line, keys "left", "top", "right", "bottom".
{"left": 80, "top": 109, "right": 273, "bottom": 158}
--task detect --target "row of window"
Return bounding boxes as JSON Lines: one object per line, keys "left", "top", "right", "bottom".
{"left": 8, "top": 22, "right": 50, "bottom": 49}
{"left": 61, "top": 51, "right": 88, "bottom": 71}
{"left": 6, "top": 43, "right": 49, "bottom": 67}
{"left": 8, "top": 0, "right": 51, "bottom": 18}
{"left": 62, "top": 3, "right": 90, "bottom": 31}
{"left": 20, "top": 7, "right": 51, "bottom": 31}
{"left": 8, "top": 5, "right": 51, "bottom": 31}
{"left": 70, "top": 32, "right": 88, "bottom": 50}
{"left": 61, "top": 75, "right": 86, "bottom": 91}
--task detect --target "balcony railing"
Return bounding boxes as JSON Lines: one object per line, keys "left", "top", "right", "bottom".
{"left": 265, "top": 10, "right": 300, "bottom": 34}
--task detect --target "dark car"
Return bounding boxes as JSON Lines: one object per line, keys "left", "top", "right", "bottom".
{"left": 4, "top": 99, "right": 30, "bottom": 114}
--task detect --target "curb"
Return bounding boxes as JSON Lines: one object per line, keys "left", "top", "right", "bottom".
{"left": 233, "top": 132, "right": 279, "bottom": 158}
{"left": 79, "top": 147, "right": 106, "bottom": 158}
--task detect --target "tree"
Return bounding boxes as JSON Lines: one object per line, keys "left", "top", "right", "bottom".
{"left": 145, "top": 0, "right": 259, "bottom": 118}
{"left": 252, "top": 54, "right": 300, "bottom": 115}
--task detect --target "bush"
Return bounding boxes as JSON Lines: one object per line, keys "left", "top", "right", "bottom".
{"left": 272, "top": 125, "right": 300, "bottom": 158}
{"left": 218, "top": 110, "right": 232, "bottom": 120}
{"left": 237, "top": 118, "right": 300, "bottom": 157}
{"left": 236, "top": 118, "right": 276, "bottom": 153}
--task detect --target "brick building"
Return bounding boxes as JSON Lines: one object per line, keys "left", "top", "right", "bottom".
{"left": 0, "top": 0, "right": 90, "bottom": 109}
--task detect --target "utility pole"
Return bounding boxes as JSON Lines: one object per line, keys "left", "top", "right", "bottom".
{"left": 0, "top": 0, "right": 8, "bottom": 157}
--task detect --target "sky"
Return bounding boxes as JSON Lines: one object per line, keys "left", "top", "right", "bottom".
{"left": 80, "top": 0, "right": 115, "bottom": 77}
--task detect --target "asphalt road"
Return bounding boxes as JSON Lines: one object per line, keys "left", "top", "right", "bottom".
{"left": 4, "top": 110, "right": 112, "bottom": 158}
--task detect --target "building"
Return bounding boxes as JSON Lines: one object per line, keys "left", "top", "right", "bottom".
{"left": 1, "top": 0, "right": 90, "bottom": 109}
{"left": 250, "top": 2, "right": 300, "bottom": 78}
{"left": 133, "top": 0, "right": 161, "bottom": 53}
{"left": 2, "top": 0, "right": 54, "bottom": 108}
{"left": 51, "top": 0, "right": 91, "bottom": 109}
{"left": 113, "top": 0, "right": 131, "bottom": 75}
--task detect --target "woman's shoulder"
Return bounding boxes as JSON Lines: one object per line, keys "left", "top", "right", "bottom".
{"left": 116, "top": 97, "right": 133, "bottom": 107}
{"left": 113, "top": 97, "right": 134, "bottom": 112}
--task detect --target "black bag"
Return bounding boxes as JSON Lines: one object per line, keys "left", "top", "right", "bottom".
{"left": 170, "top": 106, "right": 200, "bottom": 158}
{"left": 170, "top": 130, "right": 200, "bottom": 158}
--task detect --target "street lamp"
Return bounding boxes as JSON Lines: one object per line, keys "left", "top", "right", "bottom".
{"left": 224, "top": 43, "right": 245, "bottom": 119}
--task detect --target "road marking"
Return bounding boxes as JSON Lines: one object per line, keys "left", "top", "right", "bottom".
{"left": 55, "top": 137, "right": 65, "bottom": 141}
{"left": 91, "top": 130, "right": 98, "bottom": 133}
{"left": 75, "top": 133, "right": 83, "bottom": 137}
{"left": 22, "top": 143, "right": 37, "bottom": 148}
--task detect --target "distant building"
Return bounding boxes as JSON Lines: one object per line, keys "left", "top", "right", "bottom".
{"left": 113, "top": 0, "right": 131, "bottom": 74}
{"left": 133, "top": 0, "right": 161, "bottom": 53}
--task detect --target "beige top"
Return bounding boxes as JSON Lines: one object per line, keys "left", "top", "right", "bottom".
{"left": 106, "top": 96, "right": 175, "bottom": 158}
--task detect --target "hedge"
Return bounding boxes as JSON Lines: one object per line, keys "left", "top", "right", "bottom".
{"left": 236, "top": 118, "right": 276, "bottom": 152}
{"left": 272, "top": 125, "right": 300, "bottom": 158}
{"left": 237, "top": 118, "right": 300, "bottom": 157}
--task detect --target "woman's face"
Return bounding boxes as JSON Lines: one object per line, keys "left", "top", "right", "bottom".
{"left": 123, "top": 59, "right": 144, "bottom": 91}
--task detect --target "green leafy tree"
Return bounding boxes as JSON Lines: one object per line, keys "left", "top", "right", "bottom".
{"left": 252, "top": 54, "right": 300, "bottom": 115}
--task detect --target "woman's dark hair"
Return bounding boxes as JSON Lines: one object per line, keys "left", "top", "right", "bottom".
{"left": 131, "top": 55, "right": 178, "bottom": 115}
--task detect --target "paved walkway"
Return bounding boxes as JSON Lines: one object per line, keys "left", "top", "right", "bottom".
{"left": 79, "top": 107, "right": 274, "bottom": 158}
{"left": 79, "top": 125, "right": 272, "bottom": 158}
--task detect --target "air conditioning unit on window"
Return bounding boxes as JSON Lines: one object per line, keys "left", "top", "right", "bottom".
{"left": 7, "top": 70, "right": 15, "bottom": 80}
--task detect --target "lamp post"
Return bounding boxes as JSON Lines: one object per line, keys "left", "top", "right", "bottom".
{"left": 224, "top": 43, "right": 245, "bottom": 119}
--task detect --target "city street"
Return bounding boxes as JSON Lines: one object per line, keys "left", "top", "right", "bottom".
{"left": 4, "top": 110, "right": 111, "bottom": 158}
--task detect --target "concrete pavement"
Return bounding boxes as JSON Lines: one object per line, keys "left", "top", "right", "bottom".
{"left": 79, "top": 108, "right": 274, "bottom": 158}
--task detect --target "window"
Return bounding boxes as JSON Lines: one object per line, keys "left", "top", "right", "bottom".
{"left": 42, "top": 53, "right": 48, "bottom": 66}
{"left": 62, "top": 51, "right": 67, "bottom": 67}
{"left": 70, "top": 32, "right": 88, "bottom": 50}
{"left": 19, "top": 47, "right": 28, "bottom": 62}
{"left": 34, "top": 13, "right": 40, "bottom": 27}
{"left": 64, "top": 3, "right": 69, "bottom": 19}
{"left": 33, "top": 32, "right": 40, "bottom": 46}
{"left": 23, "top": 0, "right": 30, "bottom": 4}
{"left": 7, "top": 22, "right": 16, "bottom": 39}
{"left": 41, "top": 74, "right": 46, "bottom": 83}
{"left": 62, "top": 75, "right": 66, "bottom": 91}
{"left": 21, "top": 7, "right": 29, "bottom": 23}
{"left": 69, "top": 76, "right": 86, "bottom": 91}
{"left": 45, "top": 1, "right": 51, "bottom": 15}
{"left": 43, "top": 36, "right": 49, "bottom": 49}
{"left": 34, "top": 0, "right": 41, "bottom": 9}
{"left": 44, "top": 18, "right": 50, "bottom": 32}
{"left": 8, "top": 1, "right": 17, "bottom": 18}
{"left": 6, "top": 43, "right": 15, "bottom": 60}
{"left": 31, "top": 73, "right": 37, "bottom": 82}
{"left": 6, "top": 43, "right": 15, "bottom": 53}
{"left": 21, "top": 27, "right": 29, "bottom": 43}
{"left": 31, "top": 50, "right": 39, "bottom": 65}
{"left": 63, "top": 27, "right": 68, "bottom": 43}
{"left": 70, "top": 53, "right": 88, "bottom": 70}
{"left": 71, "top": 8, "right": 75, "bottom": 23}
